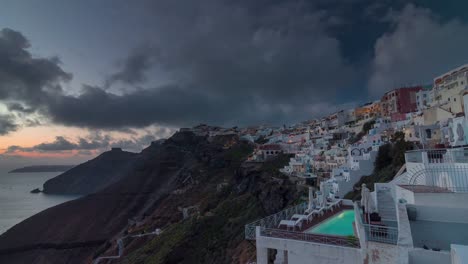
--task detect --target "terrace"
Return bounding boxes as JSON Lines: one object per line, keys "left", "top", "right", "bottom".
{"left": 405, "top": 148, "right": 468, "bottom": 164}
{"left": 245, "top": 200, "right": 359, "bottom": 248}
{"left": 407, "top": 204, "right": 468, "bottom": 252}
{"left": 397, "top": 148, "right": 468, "bottom": 193}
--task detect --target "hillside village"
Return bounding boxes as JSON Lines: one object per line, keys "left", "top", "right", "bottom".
{"left": 182, "top": 63, "right": 468, "bottom": 198}
{"left": 2, "top": 64, "right": 468, "bottom": 264}
{"left": 179, "top": 63, "right": 468, "bottom": 264}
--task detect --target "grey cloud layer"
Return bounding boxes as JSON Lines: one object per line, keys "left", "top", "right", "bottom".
{"left": 6, "top": 135, "right": 110, "bottom": 153}
{"left": 1, "top": 2, "right": 468, "bottom": 132}
{"left": 0, "top": 114, "right": 17, "bottom": 135}
{"left": 6, "top": 127, "right": 174, "bottom": 153}
{"left": 368, "top": 4, "right": 468, "bottom": 95}
{"left": 0, "top": 1, "right": 360, "bottom": 130}
{"left": 0, "top": 28, "right": 71, "bottom": 108}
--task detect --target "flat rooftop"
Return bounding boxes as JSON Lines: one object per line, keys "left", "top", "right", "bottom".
{"left": 399, "top": 185, "right": 453, "bottom": 193}
{"left": 410, "top": 220, "right": 468, "bottom": 250}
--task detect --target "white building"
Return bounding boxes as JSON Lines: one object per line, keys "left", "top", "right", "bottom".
{"left": 247, "top": 147, "right": 468, "bottom": 264}
{"left": 416, "top": 85, "right": 434, "bottom": 111}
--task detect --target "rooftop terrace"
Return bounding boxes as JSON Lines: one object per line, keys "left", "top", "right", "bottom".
{"left": 393, "top": 148, "right": 468, "bottom": 193}
{"left": 245, "top": 200, "right": 360, "bottom": 248}
{"left": 410, "top": 220, "right": 468, "bottom": 251}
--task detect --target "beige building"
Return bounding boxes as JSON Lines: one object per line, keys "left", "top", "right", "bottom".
{"left": 432, "top": 64, "right": 468, "bottom": 114}
{"left": 423, "top": 106, "right": 453, "bottom": 126}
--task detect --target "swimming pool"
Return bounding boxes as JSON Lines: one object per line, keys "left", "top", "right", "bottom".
{"left": 305, "top": 210, "right": 355, "bottom": 236}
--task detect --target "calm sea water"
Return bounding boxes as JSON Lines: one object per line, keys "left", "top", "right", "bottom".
{"left": 0, "top": 170, "right": 80, "bottom": 234}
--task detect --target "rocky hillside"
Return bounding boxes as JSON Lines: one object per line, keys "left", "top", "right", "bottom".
{"left": 0, "top": 131, "right": 301, "bottom": 264}
{"left": 42, "top": 148, "right": 140, "bottom": 195}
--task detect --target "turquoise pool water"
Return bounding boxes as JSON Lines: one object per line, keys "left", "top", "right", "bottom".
{"left": 306, "top": 210, "right": 355, "bottom": 236}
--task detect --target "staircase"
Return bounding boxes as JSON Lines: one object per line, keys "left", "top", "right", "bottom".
{"left": 377, "top": 188, "right": 397, "bottom": 221}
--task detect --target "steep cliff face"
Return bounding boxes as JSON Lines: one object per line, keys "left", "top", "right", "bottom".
{"left": 0, "top": 132, "right": 300, "bottom": 264}
{"left": 42, "top": 148, "right": 140, "bottom": 195}
{"left": 119, "top": 157, "right": 299, "bottom": 264}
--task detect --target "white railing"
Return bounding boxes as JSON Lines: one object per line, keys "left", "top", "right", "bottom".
{"left": 403, "top": 148, "right": 468, "bottom": 193}
{"left": 405, "top": 148, "right": 468, "bottom": 164}
{"left": 362, "top": 224, "right": 398, "bottom": 244}
{"left": 354, "top": 202, "right": 398, "bottom": 245}
{"left": 245, "top": 202, "right": 307, "bottom": 240}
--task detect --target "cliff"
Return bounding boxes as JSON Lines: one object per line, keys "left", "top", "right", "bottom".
{"left": 0, "top": 132, "right": 301, "bottom": 264}
{"left": 42, "top": 148, "right": 139, "bottom": 195}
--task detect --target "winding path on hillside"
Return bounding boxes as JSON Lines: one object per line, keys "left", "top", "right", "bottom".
{"left": 93, "top": 229, "right": 162, "bottom": 264}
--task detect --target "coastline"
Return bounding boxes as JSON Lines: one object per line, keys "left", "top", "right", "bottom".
{"left": 0, "top": 171, "right": 80, "bottom": 235}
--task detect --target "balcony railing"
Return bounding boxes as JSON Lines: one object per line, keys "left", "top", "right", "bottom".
{"left": 405, "top": 164, "right": 468, "bottom": 193}
{"left": 362, "top": 224, "right": 398, "bottom": 244}
{"left": 260, "top": 228, "right": 359, "bottom": 248}
{"left": 405, "top": 148, "right": 468, "bottom": 164}
{"left": 245, "top": 202, "right": 360, "bottom": 248}
{"left": 245, "top": 202, "right": 307, "bottom": 240}
{"left": 355, "top": 202, "right": 398, "bottom": 245}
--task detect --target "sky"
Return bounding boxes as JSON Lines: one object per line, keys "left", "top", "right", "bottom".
{"left": 1, "top": 0, "right": 468, "bottom": 169}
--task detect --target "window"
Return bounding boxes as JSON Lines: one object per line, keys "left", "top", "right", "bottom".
{"left": 426, "top": 129, "right": 432, "bottom": 139}
{"left": 448, "top": 98, "right": 451, "bottom": 101}
{"left": 454, "top": 98, "right": 456, "bottom": 102}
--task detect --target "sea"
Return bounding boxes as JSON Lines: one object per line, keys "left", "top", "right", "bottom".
{"left": 0, "top": 170, "right": 80, "bottom": 234}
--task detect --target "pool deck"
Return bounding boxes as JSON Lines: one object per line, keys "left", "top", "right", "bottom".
{"left": 278, "top": 205, "right": 354, "bottom": 233}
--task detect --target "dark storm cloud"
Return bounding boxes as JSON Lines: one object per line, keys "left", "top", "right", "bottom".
{"left": 0, "top": 114, "right": 17, "bottom": 135}
{"left": 2, "top": 1, "right": 466, "bottom": 132}
{"left": 4, "top": 1, "right": 443, "bottom": 131}
{"left": 42, "top": 0, "right": 360, "bottom": 128}
{"left": 105, "top": 45, "right": 156, "bottom": 87}
{"left": 368, "top": 4, "right": 468, "bottom": 95}
{"left": 0, "top": 28, "right": 72, "bottom": 109}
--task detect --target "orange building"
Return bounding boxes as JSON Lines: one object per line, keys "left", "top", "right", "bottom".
{"left": 354, "top": 101, "right": 381, "bottom": 120}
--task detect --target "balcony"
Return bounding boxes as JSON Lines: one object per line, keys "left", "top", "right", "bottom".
{"left": 401, "top": 148, "right": 468, "bottom": 193}
{"left": 245, "top": 202, "right": 307, "bottom": 240}
{"left": 354, "top": 202, "right": 398, "bottom": 245}
{"left": 245, "top": 201, "right": 359, "bottom": 248}
{"left": 405, "top": 148, "right": 468, "bottom": 164}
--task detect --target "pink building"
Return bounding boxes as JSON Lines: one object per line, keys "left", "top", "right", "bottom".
{"left": 380, "top": 86, "right": 422, "bottom": 117}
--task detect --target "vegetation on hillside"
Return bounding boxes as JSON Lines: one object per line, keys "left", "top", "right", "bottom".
{"left": 262, "top": 153, "right": 294, "bottom": 176}
{"left": 349, "top": 120, "right": 376, "bottom": 144}
{"left": 224, "top": 142, "right": 254, "bottom": 163}
{"left": 121, "top": 148, "right": 300, "bottom": 264}
{"left": 344, "top": 132, "right": 414, "bottom": 200}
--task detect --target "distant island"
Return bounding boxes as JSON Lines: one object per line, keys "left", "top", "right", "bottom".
{"left": 9, "top": 165, "right": 75, "bottom": 173}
